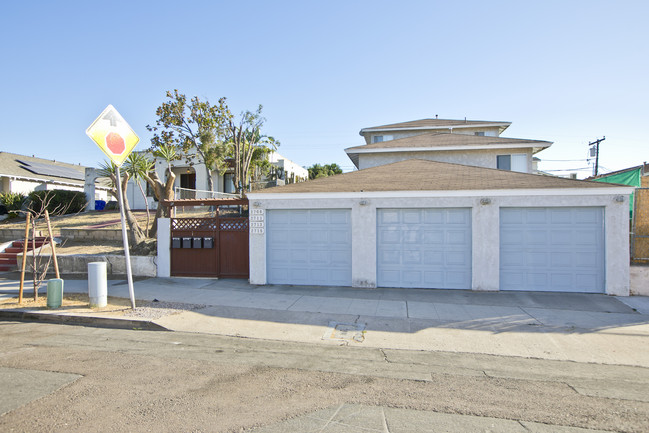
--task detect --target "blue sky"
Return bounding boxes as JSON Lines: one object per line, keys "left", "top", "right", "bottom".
{"left": 1, "top": 1, "right": 647, "bottom": 178}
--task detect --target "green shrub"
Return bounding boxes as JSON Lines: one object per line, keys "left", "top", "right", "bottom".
{"left": 28, "top": 190, "right": 87, "bottom": 215}
{"left": 0, "top": 192, "right": 26, "bottom": 211}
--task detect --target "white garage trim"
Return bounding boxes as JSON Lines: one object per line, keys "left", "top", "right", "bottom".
{"left": 500, "top": 207, "right": 605, "bottom": 293}
{"left": 266, "top": 209, "right": 352, "bottom": 286}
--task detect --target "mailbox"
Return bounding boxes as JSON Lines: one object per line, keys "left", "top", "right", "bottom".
{"left": 182, "top": 237, "right": 192, "bottom": 248}
{"left": 193, "top": 237, "right": 202, "bottom": 248}
{"left": 171, "top": 237, "right": 181, "bottom": 249}
{"left": 203, "top": 237, "right": 214, "bottom": 248}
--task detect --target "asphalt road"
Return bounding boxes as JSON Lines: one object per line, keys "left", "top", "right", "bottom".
{"left": 0, "top": 321, "right": 647, "bottom": 432}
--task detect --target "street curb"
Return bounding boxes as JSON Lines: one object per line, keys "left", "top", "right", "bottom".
{"left": 0, "top": 310, "right": 169, "bottom": 331}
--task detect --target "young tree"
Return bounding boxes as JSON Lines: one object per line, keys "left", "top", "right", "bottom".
{"left": 147, "top": 90, "right": 231, "bottom": 193}
{"left": 142, "top": 144, "right": 177, "bottom": 237}
{"left": 98, "top": 161, "right": 147, "bottom": 246}
{"left": 225, "top": 105, "right": 278, "bottom": 195}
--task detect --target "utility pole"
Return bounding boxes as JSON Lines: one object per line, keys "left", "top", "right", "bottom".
{"left": 589, "top": 136, "right": 606, "bottom": 176}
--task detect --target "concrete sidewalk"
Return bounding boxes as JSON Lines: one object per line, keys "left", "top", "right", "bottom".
{"left": 2, "top": 275, "right": 649, "bottom": 366}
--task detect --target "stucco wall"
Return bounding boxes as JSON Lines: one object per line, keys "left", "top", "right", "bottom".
{"left": 358, "top": 148, "right": 533, "bottom": 172}
{"left": 248, "top": 191, "right": 630, "bottom": 295}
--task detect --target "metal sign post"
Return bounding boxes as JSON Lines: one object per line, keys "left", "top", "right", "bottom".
{"left": 115, "top": 168, "right": 136, "bottom": 309}
{"left": 86, "top": 105, "right": 140, "bottom": 309}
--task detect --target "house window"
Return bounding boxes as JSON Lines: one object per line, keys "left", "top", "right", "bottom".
{"left": 497, "top": 154, "right": 527, "bottom": 172}
{"left": 475, "top": 131, "right": 485, "bottom": 136}
{"left": 372, "top": 135, "right": 393, "bottom": 143}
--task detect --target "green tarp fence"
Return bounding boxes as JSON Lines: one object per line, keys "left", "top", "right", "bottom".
{"left": 593, "top": 167, "right": 641, "bottom": 214}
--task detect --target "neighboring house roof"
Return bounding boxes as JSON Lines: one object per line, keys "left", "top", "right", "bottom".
{"left": 0, "top": 151, "right": 110, "bottom": 189}
{"left": 250, "top": 159, "right": 630, "bottom": 195}
{"left": 345, "top": 133, "right": 553, "bottom": 168}
{"left": 359, "top": 118, "right": 511, "bottom": 135}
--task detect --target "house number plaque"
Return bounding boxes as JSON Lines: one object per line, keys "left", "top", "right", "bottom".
{"left": 250, "top": 209, "right": 265, "bottom": 234}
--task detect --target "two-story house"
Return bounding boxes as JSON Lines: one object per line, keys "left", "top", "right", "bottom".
{"left": 234, "top": 117, "right": 633, "bottom": 296}
{"left": 346, "top": 118, "right": 551, "bottom": 173}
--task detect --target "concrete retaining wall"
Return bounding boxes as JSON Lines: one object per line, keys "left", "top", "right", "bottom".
{"left": 59, "top": 228, "right": 122, "bottom": 241}
{"left": 17, "top": 252, "right": 157, "bottom": 277}
{"left": 0, "top": 229, "right": 43, "bottom": 241}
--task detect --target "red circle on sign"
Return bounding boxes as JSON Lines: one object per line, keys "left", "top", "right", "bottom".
{"left": 105, "top": 132, "right": 125, "bottom": 155}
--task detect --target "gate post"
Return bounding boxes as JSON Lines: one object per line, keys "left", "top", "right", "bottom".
{"left": 157, "top": 218, "right": 171, "bottom": 277}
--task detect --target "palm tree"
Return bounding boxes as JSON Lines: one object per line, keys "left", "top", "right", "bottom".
{"left": 124, "top": 153, "right": 154, "bottom": 235}
{"left": 98, "top": 160, "right": 147, "bottom": 246}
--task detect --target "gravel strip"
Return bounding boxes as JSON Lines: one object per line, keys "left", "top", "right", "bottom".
{"left": 124, "top": 300, "right": 207, "bottom": 321}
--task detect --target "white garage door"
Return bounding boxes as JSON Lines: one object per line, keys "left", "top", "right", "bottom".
{"left": 377, "top": 208, "right": 472, "bottom": 289}
{"left": 500, "top": 207, "right": 604, "bottom": 293}
{"left": 267, "top": 209, "right": 352, "bottom": 286}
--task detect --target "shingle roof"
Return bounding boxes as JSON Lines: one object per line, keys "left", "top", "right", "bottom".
{"left": 251, "top": 159, "right": 627, "bottom": 194}
{"left": 346, "top": 132, "right": 552, "bottom": 152}
{"left": 360, "top": 118, "right": 511, "bottom": 133}
{"left": 0, "top": 151, "right": 110, "bottom": 188}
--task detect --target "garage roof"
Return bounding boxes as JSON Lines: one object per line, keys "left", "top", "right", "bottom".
{"left": 253, "top": 159, "right": 630, "bottom": 194}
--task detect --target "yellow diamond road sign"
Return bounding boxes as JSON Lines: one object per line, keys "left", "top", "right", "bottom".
{"left": 86, "top": 104, "right": 139, "bottom": 166}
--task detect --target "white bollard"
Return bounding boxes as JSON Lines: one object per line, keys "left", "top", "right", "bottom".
{"left": 88, "top": 262, "right": 108, "bottom": 308}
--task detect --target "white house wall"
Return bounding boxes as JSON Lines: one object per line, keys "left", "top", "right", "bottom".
{"left": 358, "top": 148, "right": 533, "bottom": 172}
{"left": 248, "top": 191, "right": 630, "bottom": 295}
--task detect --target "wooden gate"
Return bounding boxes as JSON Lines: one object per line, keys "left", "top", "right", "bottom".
{"left": 167, "top": 199, "right": 249, "bottom": 278}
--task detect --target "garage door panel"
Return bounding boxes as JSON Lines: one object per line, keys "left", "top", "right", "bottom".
{"left": 526, "top": 209, "right": 547, "bottom": 224}
{"left": 380, "top": 210, "right": 400, "bottom": 224}
{"left": 288, "top": 211, "right": 308, "bottom": 224}
{"left": 267, "top": 209, "right": 351, "bottom": 286}
{"left": 380, "top": 230, "right": 400, "bottom": 244}
{"left": 500, "top": 207, "right": 604, "bottom": 293}
{"left": 378, "top": 208, "right": 471, "bottom": 289}
{"left": 447, "top": 271, "right": 470, "bottom": 286}
{"left": 575, "top": 230, "right": 599, "bottom": 245}
{"left": 550, "top": 252, "right": 573, "bottom": 267}
{"left": 423, "top": 230, "right": 444, "bottom": 244}
{"left": 403, "top": 250, "right": 422, "bottom": 264}
{"left": 379, "top": 250, "right": 400, "bottom": 265}
{"left": 550, "top": 230, "right": 572, "bottom": 245}
{"left": 575, "top": 209, "right": 599, "bottom": 223}
{"left": 447, "top": 209, "right": 470, "bottom": 224}
{"left": 501, "top": 230, "right": 523, "bottom": 244}
{"left": 403, "top": 210, "right": 422, "bottom": 224}
{"left": 447, "top": 230, "right": 468, "bottom": 245}
{"left": 446, "top": 251, "right": 469, "bottom": 266}
{"left": 527, "top": 230, "right": 548, "bottom": 245}
{"left": 403, "top": 230, "right": 420, "bottom": 243}
{"left": 501, "top": 252, "right": 524, "bottom": 266}
{"left": 424, "top": 210, "right": 444, "bottom": 224}
{"left": 501, "top": 209, "right": 524, "bottom": 224}
{"left": 424, "top": 251, "right": 444, "bottom": 265}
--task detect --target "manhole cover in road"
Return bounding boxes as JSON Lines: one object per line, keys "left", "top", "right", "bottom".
{"left": 323, "top": 321, "right": 366, "bottom": 343}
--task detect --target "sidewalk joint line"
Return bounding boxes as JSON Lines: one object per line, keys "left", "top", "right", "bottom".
{"left": 381, "top": 407, "right": 391, "bottom": 433}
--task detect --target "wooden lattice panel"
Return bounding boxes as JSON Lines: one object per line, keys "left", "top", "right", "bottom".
{"left": 172, "top": 218, "right": 218, "bottom": 231}
{"left": 220, "top": 218, "right": 249, "bottom": 231}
